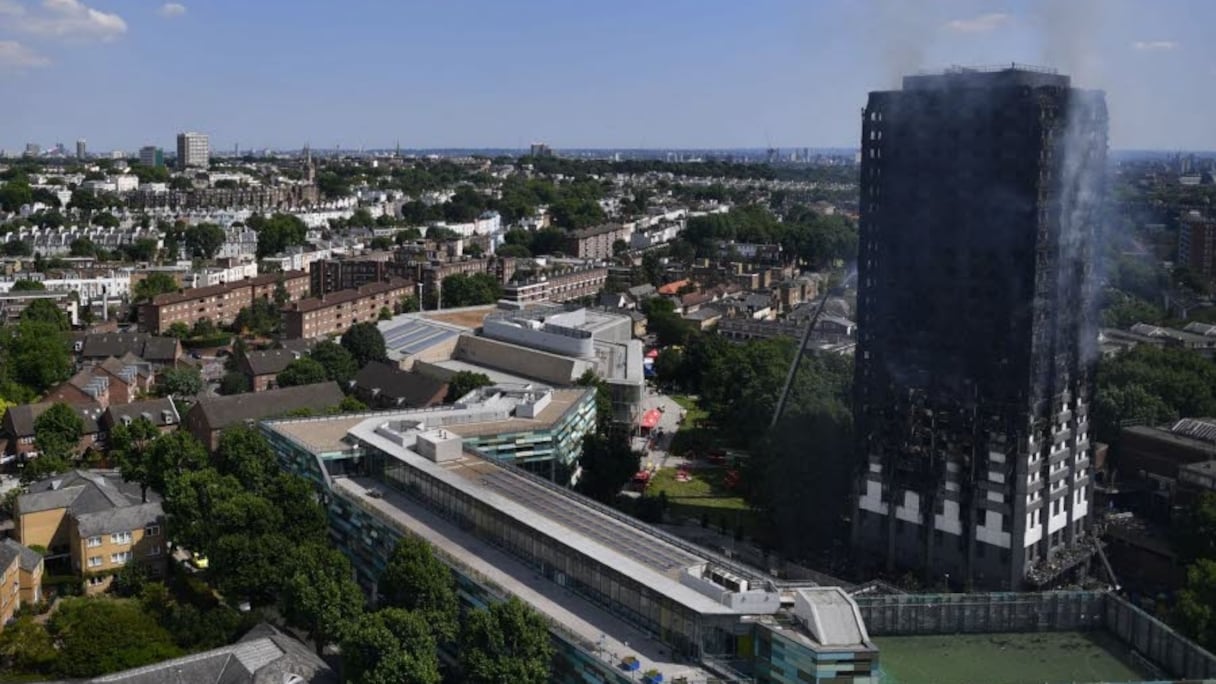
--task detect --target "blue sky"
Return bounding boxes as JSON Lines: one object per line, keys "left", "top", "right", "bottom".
{"left": 1, "top": 0, "right": 1213, "bottom": 152}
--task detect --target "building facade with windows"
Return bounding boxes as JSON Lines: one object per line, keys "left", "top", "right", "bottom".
{"left": 284, "top": 278, "right": 414, "bottom": 339}
{"left": 14, "top": 470, "right": 166, "bottom": 594}
{"left": 176, "top": 131, "right": 209, "bottom": 169}
{"left": 260, "top": 393, "right": 879, "bottom": 684}
{"left": 852, "top": 67, "right": 1108, "bottom": 590}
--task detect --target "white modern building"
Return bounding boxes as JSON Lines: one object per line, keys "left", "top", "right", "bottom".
{"left": 176, "top": 132, "right": 209, "bottom": 169}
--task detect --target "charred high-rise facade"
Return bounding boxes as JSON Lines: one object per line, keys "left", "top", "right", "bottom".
{"left": 851, "top": 67, "right": 1107, "bottom": 590}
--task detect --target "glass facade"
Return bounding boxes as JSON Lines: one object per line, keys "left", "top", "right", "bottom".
{"left": 464, "top": 388, "right": 596, "bottom": 483}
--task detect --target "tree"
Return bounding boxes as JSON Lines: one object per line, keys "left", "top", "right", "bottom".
{"left": 219, "top": 371, "right": 250, "bottom": 395}
{"left": 576, "top": 432, "right": 640, "bottom": 503}
{"left": 336, "top": 395, "right": 367, "bottom": 413}
{"left": 143, "top": 430, "right": 208, "bottom": 496}
{"left": 19, "top": 298, "right": 69, "bottom": 330}
{"left": 9, "top": 279, "right": 45, "bottom": 291}
{"left": 612, "top": 238, "right": 629, "bottom": 255}
{"left": 459, "top": 597, "right": 553, "bottom": 684}
{"left": 34, "top": 403, "right": 84, "bottom": 462}
{"left": 184, "top": 222, "right": 226, "bottom": 260}
{"left": 49, "top": 598, "right": 181, "bottom": 678}
{"left": 109, "top": 417, "right": 162, "bottom": 502}
{"left": 133, "top": 272, "right": 179, "bottom": 302}
{"left": 165, "top": 321, "right": 191, "bottom": 339}
{"left": 444, "top": 371, "right": 492, "bottom": 403}
{"left": 396, "top": 295, "right": 420, "bottom": 314}
{"left": 1176, "top": 493, "right": 1216, "bottom": 564}
{"left": 1, "top": 320, "right": 72, "bottom": 395}
{"left": 440, "top": 272, "right": 502, "bottom": 307}
{"left": 341, "top": 609, "right": 441, "bottom": 684}
{"left": 378, "top": 536, "right": 459, "bottom": 642}
{"left": 281, "top": 544, "right": 365, "bottom": 656}
{"left": 253, "top": 213, "right": 308, "bottom": 259}
{"left": 341, "top": 321, "right": 387, "bottom": 367}
{"left": 155, "top": 366, "right": 203, "bottom": 398}
{"left": 0, "top": 616, "right": 56, "bottom": 673}
{"left": 92, "top": 212, "right": 119, "bottom": 229}
{"left": 308, "top": 340, "right": 358, "bottom": 386}
{"left": 0, "top": 179, "right": 33, "bottom": 211}
{"left": 276, "top": 357, "right": 328, "bottom": 387}
{"left": 1, "top": 240, "right": 32, "bottom": 256}
{"left": 1176, "top": 559, "right": 1216, "bottom": 652}
{"left": 69, "top": 237, "right": 97, "bottom": 257}
{"left": 233, "top": 298, "right": 282, "bottom": 337}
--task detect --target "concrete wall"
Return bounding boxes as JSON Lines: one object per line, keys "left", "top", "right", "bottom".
{"left": 454, "top": 335, "right": 589, "bottom": 386}
{"left": 855, "top": 591, "right": 1216, "bottom": 681}
{"left": 482, "top": 318, "right": 595, "bottom": 358}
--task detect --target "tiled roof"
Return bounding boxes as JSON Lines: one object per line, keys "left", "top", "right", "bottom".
{"left": 189, "top": 382, "right": 345, "bottom": 432}
{"left": 354, "top": 361, "right": 447, "bottom": 407}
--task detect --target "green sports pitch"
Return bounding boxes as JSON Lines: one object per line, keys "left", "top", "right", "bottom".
{"left": 875, "top": 631, "right": 1155, "bottom": 684}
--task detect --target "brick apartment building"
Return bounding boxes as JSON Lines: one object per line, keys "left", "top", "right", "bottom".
{"left": 1179, "top": 211, "right": 1215, "bottom": 288}
{"left": 561, "top": 224, "right": 632, "bottom": 260}
{"left": 310, "top": 258, "right": 410, "bottom": 297}
{"left": 283, "top": 278, "right": 414, "bottom": 339}
{"left": 14, "top": 470, "right": 166, "bottom": 595}
{"left": 503, "top": 266, "right": 608, "bottom": 305}
{"left": 138, "top": 271, "right": 309, "bottom": 334}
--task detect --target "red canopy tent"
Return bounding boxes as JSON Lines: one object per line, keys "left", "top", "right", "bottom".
{"left": 639, "top": 408, "right": 662, "bottom": 430}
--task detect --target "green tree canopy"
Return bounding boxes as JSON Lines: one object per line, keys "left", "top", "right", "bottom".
{"left": 0, "top": 615, "right": 56, "bottom": 673}
{"left": 1176, "top": 558, "right": 1216, "bottom": 652}
{"left": 459, "top": 597, "right": 553, "bottom": 684}
{"left": 378, "top": 536, "right": 459, "bottom": 642}
{"left": 308, "top": 340, "right": 358, "bottom": 386}
{"left": 341, "top": 321, "right": 387, "bottom": 367}
{"left": 276, "top": 356, "right": 327, "bottom": 388}
{"left": 340, "top": 609, "right": 441, "bottom": 684}
{"left": 576, "top": 432, "right": 640, "bottom": 504}
{"left": 9, "top": 279, "right": 45, "bottom": 291}
{"left": 232, "top": 298, "right": 282, "bottom": 337}
{"left": 48, "top": 598, "right": 181, "bottom": 678}
{"left": 252, "top": 213, "right": 308, "bottom": 259}
{"left": 219, "top": 371, "right": 249, "bottom": 395}
{"left": 110, "top": 416, "right": 162, "bottom": 502}
{"left": 441, "top": 272, "right": 502, "bottom": 307}
{"left": 133, "top": 272, "right": 179, "bottom": 302}
{"left": 184, "top": 222, "right": 226, "bottom": 260}
{"left": 33, "top": 402, "right": 84, "bottom": 462}
{"left": 281, "top": 544, "right": 365, "bottom": 655}
{"left": 444, "top": 371, "right": 492, "bottom": 403}
{"left": 19, "top": 298, "right": 69, "bottom": 330}
{"left": 155, "top": 366, "right": 204, "bottom": 398}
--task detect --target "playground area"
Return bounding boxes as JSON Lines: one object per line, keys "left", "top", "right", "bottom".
{"left": 874, "top": 631, "right": 1154, "bottom": 684}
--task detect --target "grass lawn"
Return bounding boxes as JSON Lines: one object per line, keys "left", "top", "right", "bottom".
{"left": 667, "top": 394, "right": 718, "bottom": 456}
{"left": 645, "top": 466, "right": 756, "bottom": 535}
{"left": 875, "top": 631, "right": 1152, "bottom": 684}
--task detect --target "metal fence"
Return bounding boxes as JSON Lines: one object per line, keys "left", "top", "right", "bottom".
{"left": 855, "top": 591, "right": 1216, "bottom": 681}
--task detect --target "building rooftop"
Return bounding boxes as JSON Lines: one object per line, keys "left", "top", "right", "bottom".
{"left": 77, "top": 623, "right": 336, "bottom": 684}
{"left": 289, "top": 277, "right": 411, "bottom": 313}
{"left": 189, "top": 381, "right": 344, "bottom": 433}
{"left": 17, "top": 470, "right": 161, "bottom": 537}
{"left": 902, "top": 64, "right": 1069, "bottom": 91}
{"left": 377, "top": 315, "right": 462, "bottom": 360}
{"left": 266, "top": 385, "right": 588, "bottom": 452}
{"left": 333, "top": 476, "right": 708, "bottom": 682}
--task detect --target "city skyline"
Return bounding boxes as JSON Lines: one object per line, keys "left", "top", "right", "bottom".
{"left": 2, "top": 0, "right": 1215, "bottom": 152}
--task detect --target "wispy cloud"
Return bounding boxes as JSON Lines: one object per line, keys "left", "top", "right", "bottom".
{"left": 0, "top": 40, "right": 51, "bottom": 71}
{"left": 944, "top": 12, "right": 1011, "bottom": 33}
{"left": 1, "top": 0, "right": 127, "bottom": 42}
{"left": 1132, "top": 40, "right": 1178, "bottom": 52}
{"left": 157, "top": 2, "right": 185, "bottom": 18}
